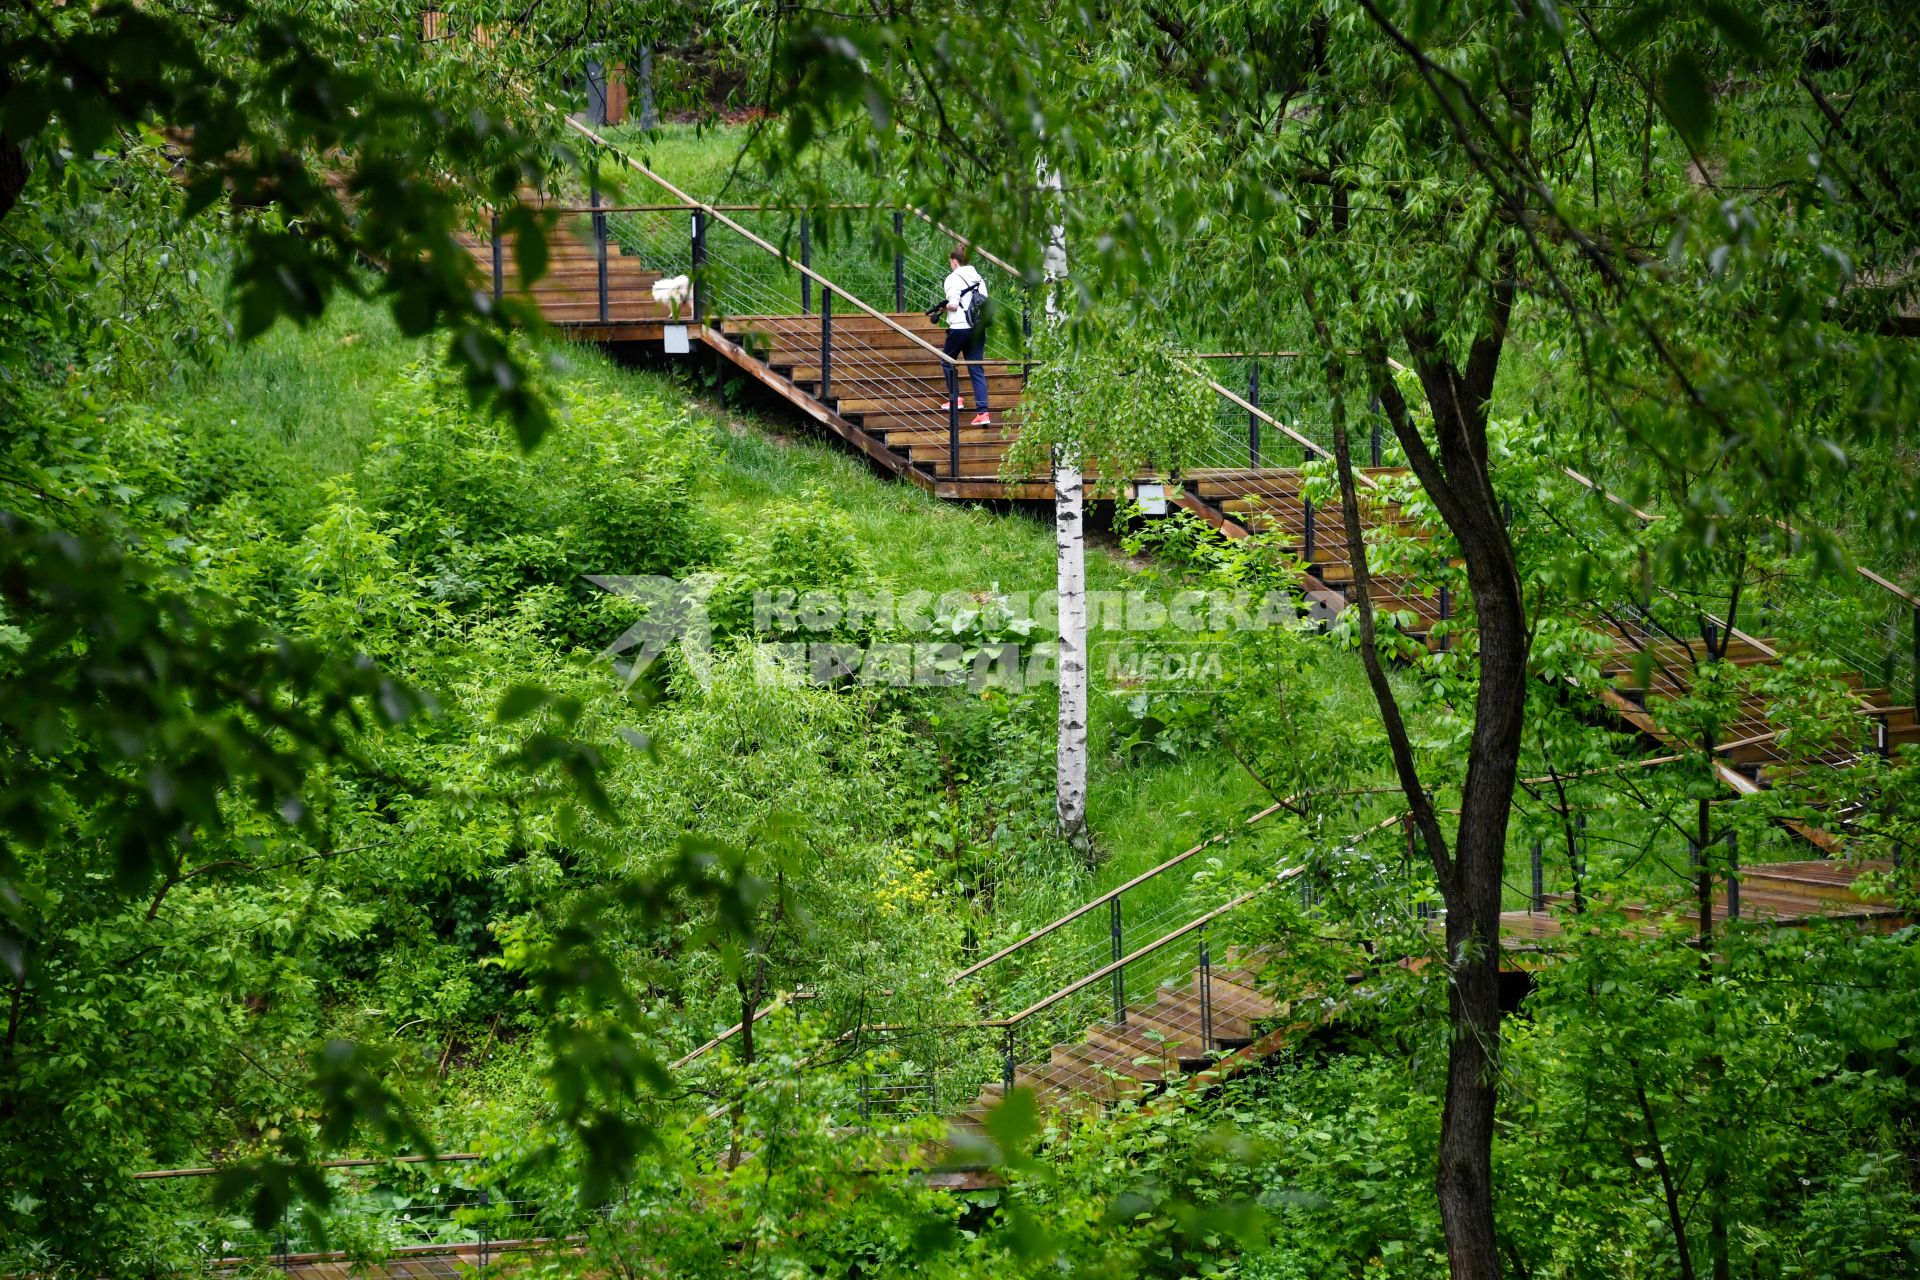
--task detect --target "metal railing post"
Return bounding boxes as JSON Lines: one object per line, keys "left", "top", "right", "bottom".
{"left": 591, "top": 162, "right": 608, "bottom": 324}
{"left": 948, "top": 392, "right": 960, "bottom": 479}
{"left": 489, "top": 212, "right": 503, "bottom": 303}
{"left": 892, "top": 209, "right": 906, "bottom": 312}
{"left": 1437, "top": 583, "right": 1452, "bottom": 652}
{"left": 1002, "top": 1026, "right": 1015, "bottom": 1092}
{"left": 1727, "top": 830, "right": 1740, "bottom": 920}
{"left": 1574, "top": 811, "right": 1587, "bottom": 912}
{"left": 690, "top": 209, "right": 706, "bottom": 323}
{"left": 1882, "top": 618, "right": 1897, "bottom": 702}
{"left": 1303, "top": 498, "right": 1316, "bottom": 561}
{"left": 1911, "top": 604, "right": 1918, "bottom": 718}
{"left": 799, "top": 214, "right": 812, "bottom": 315}
{"left": 1247, "top": 360, "right": 1261, "bottom": 468}
{"left": 820, "top": 288, "right": 832, "bottom": 402}
{"left": 1530, "top": 840, "right": 1544, "bottom": 911}
{"left": 1109, "top": 896, "right": 1125, "bottom": 1024}
{"left": 1369, "top": 395, "right": 1382, "bottom": 466}
{"left": 478, "top": 1187, "right": 490, "bottom": 1270}
{"left": 1197, "top": 929, "right": 1213, "bottom": 1054}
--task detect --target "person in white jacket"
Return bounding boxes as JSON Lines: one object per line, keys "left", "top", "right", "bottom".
{"left": 937, "top": 244, "right": 991, "bottom": 425}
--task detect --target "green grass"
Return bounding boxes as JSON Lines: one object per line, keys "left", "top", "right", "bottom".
{"left": 156, "top": 300, "right": 428, "bottom": 529}
{"left": 147, "top": 291, "right": 1782, "bottom": 966}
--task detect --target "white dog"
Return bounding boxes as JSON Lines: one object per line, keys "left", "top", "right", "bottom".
{"left": 652, "top": 274, "right": 691, "bottom": 319}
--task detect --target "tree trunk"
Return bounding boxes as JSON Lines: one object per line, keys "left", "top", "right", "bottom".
{"left": 1038, "top": 157, "right": 1085, "bottom": 851}
{"left": 0, "top": 67, "right": 26, "bottom": 224}
{"left": 1055, "top": 451, "right": 1088, "bottom": 849}
{"left": 638, "top": 46, "right": 658, "bottom": 130}
{"left": 1309, "top": 254, "right": 1521, "bottom": 1278}
{"left": 1428, "top": 415, "right": 1526, "bottom": 1280}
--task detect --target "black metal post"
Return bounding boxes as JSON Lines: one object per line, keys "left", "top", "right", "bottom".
{"left": 1198, "top": 929, "right": 1213, "bottom": 1054}
{"left": 478, "top": 1188, "right": 490, "bottom": 1269}
{"left": 1727, "top": 830, "right": 1740, "bottom": 920}
{"left": 1369, "top": 394, "right": 1382, "bottom": 466}
{"left": 1002, "top": 1025, "right": 1015, "bottom": 1092}
{"left": 892, "top": 209, "right": 906, "bottom": 312}
{"left": 1575, "top": 811, "right": 1586, "bottom": 912}
{"left": 1911, "top": 604, "right": 1918, "bottom": 718}
{"left": 1882, "top": 618, "right": 1896, "bottom": 701}
{"left": 1303, "top": 498, "right": 1316, "bottom": 561}
{"left": 1247, "top": 361, "right": 1261, "bottom": 468}
{"left": 1877, "top": 713, "right": 1892, "bottom": 759}
{"left": 591, "top": 165, "right": 608, "bottom": 324}
{"left": 690, "top": 210, "right": 707, "bottom": 323}
{"left": 1530, "top": 840, "right": 1544, "bottom": 911}
{"left": 799, "top": 214, "right": 811, "bottom": 315}
{"left": 1704, "top": 619, "right": 1721, "bottom": 663}
{"left": 820, "top": 288, "right": 832, "bottom": 402}
{"left": 947, "top": 392, "right": 960, "bottom": 478}
{"left": 1109, "top": 896, "right": 1125, "bottom": 1024}
{"left": 489, "top": 212, "right": 503, "bottom": 303}
{"left": 1437, "top": 583, "right": 1452, "bottom": 652}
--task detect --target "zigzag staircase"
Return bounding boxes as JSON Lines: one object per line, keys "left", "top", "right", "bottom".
{"left": 466, "top": 121, "right": 1919, "bottom": 1132}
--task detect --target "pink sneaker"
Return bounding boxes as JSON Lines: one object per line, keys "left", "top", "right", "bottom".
{"left": 971, "top": 411, "right": 992, "bottom": 426}
{"left": 937, "top": 400, "right": 967, "bottom": 411}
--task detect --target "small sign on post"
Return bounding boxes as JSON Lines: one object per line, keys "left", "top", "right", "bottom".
{"left": 663, "top": 325, "right": 690, "bottom": 354}
{"left": 1134, "top": 483, "right": 1168, "bottom": 516}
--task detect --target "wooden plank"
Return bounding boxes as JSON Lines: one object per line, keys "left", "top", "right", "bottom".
{"left": 697, "top": 328, "right": 934, "bottom": 493}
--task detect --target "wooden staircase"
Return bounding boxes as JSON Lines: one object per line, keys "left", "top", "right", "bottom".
{"left": 712, "top": 311, "right": 1030, "bottom": 480}
{"left": 459, "top": 186, "right": 1915, "bottom": 792}
{"left": 949, "top": 951, "right": 1282, "bottom": 1142}
{"left": 1590, "top": 626, "right": 1919, "bottom": 792}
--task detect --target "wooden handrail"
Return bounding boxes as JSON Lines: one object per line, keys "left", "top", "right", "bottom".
{"left": 548, "top": 201, "right": 939, "bottom": 215}
{"left": 1181, "top": 362, "right": 1381, "bottom": 490}
{"left": 1772, "top": 517, "right": 1920, "bottom": 609}
{"left": 135, "top": 1153, "right": 482, "bottom": 1179}
{"left": 989, "top": 867, "right": 1306, "bottom": 1029}
{"left": 1562, "top": 471, "right": 1918, "bottom": 612}
{"left": 563, "top": 119, "right": 957, "bottom": 366}
{"left": 670, "top": 991, "right": 816, "bottom": 1069}
{"left": 902, "top": 206, "right": 1025, "bottom": 281}
{"left": 950, "top": 794, "right": 1301, "bottom": 986}
{"left": 1560, "top": 465, "right": 1657, "bottom": 523}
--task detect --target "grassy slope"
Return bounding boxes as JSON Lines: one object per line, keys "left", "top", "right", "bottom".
{"left": 154, "top": 297, "right": 1289, "bottom": 898}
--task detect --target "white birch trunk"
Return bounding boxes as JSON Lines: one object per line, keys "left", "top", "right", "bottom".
{"left": 638, "top": 46, "right": 658, "bottom": 130}
{"left": 1054, "top": 450, "right": 1088, "bottom": 844}
{"left": 1040, "top": 160, "right": 1086, "bottom": 846}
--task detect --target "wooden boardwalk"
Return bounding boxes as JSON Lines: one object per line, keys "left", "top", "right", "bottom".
{"left": 1499, "top": 857, "right": 1904, "bottom": 945}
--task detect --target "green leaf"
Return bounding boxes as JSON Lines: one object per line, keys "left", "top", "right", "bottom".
{"left": 984, "top": 1085, "right": 1041, "bottom": 1157}
{"left": 495, "top": 684, "right": 553, "bottom": 723}
{"left": 1662, "top": 52, "right": 1715, "bottom": 150}
{"left": 1704, "top": 1, "right": 1771, "bottom": 62}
